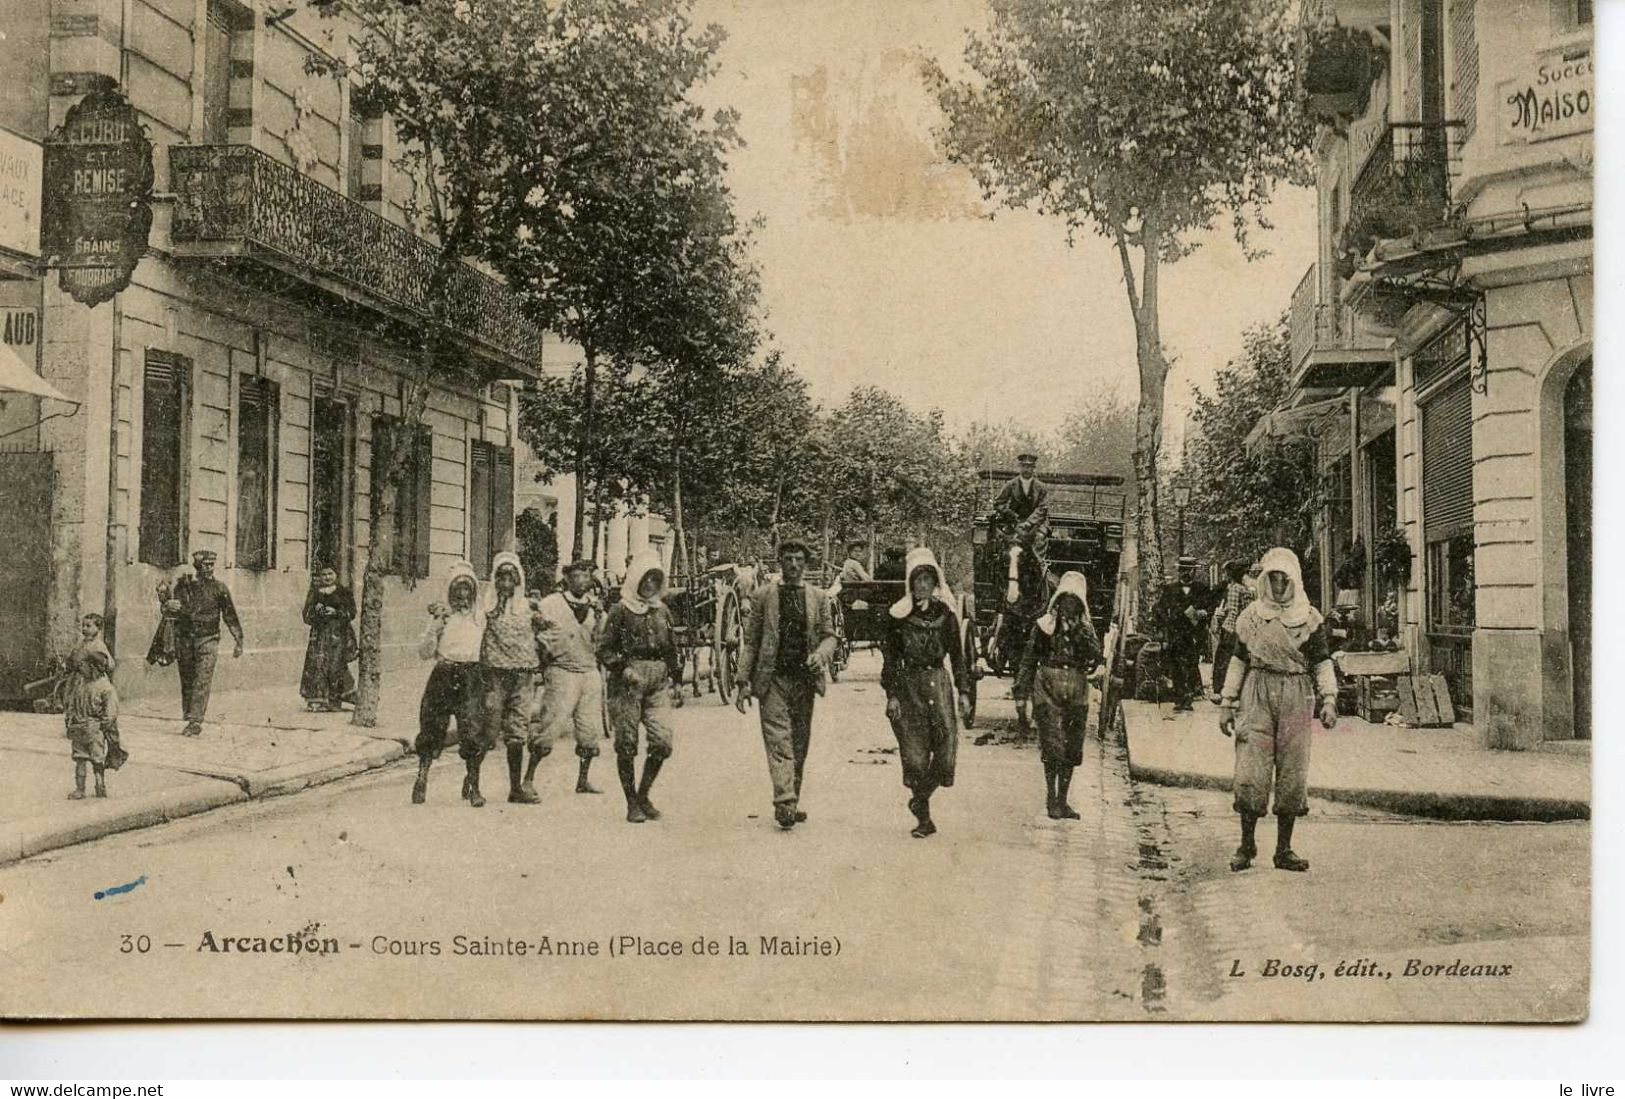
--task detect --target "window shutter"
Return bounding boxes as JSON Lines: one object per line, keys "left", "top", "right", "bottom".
{"left": 493, "top": 445, "right": 515, "bottom": 559}
{"left": 371, "top": 414, "right": 399, "bottom": 573}
{"left": 1422, "top": 378, "right": 1474, "bottom": 541}
{"left": 235, "top": 375, "right": 277, "bottom": 570}
{"left": 414, "top": 425, "right": 433, "bottom": 578}
{"left": 1450, "top": 0, "right": 1478, "bottom": 134}
{"left": 140, "top": 353, "right": 189, "bottom": 568}
{"left": 469, "top": 439, "right": 492, "bottom": 578}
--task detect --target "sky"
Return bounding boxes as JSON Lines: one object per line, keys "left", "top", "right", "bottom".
{"left": 693, "top": 0, "right": 1319, "bottom": 445}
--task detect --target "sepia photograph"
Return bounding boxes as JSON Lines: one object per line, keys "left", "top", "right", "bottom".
{"left": 0, "top": 0, "right": 1595, "bottom": 1027}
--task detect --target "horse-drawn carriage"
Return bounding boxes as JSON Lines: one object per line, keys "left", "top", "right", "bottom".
{"left": 965, "top": 470, "right": 1127, "bottom": 728}
{"left": 620, "top": 561, "right": 759, "bottom": 705}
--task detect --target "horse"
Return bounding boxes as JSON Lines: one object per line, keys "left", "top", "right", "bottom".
{"left": 985, "top": 537, "right": 1055, "bottom": 736}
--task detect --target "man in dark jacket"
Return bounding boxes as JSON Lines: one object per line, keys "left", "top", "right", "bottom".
{"left": 989, "top": 454, "right": 1051, "bottom": 560}
{"left": 1153, "top": 555, "right": 1210, "bottom": 712}
{"left": 164, "top": 549, "right": 244, "bottom": 736}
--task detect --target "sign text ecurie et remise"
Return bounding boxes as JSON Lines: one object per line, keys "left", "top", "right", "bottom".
{"left": 41, "top": 79, "right": 154, "bottom": 306}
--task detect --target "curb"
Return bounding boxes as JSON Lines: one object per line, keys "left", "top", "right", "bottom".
{"left": 1116, "top": 712, "right": 1591, "bottom": 823}
{"left": 0, "top": 744, "right": 411, "bottom": 867}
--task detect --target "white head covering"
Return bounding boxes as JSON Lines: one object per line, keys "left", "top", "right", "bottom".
{"left": 1251, "top": 546, "right": 1318, "bottom": 631}
{"left": 482, "top": 550, "right": 528, "bottom": 614}
{"left": 444, "top": 558, "right": 485, "bottom": 626}
{"left": 619, "top": 550, "right": 667, "bottom": 615}
{"left": 1036, "top": 570, "right": 1089, "bottom": 635}
{"left": 889, "top": 547, "right": 956, "bottom": 618}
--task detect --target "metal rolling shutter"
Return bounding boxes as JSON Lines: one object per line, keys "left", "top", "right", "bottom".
{"left": 1422, "top": 377, "right": 1473, "bottom": 540}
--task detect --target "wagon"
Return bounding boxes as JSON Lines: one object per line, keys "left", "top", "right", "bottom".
{"left": 660, "top": 562, "right": 758, "bottom": 704}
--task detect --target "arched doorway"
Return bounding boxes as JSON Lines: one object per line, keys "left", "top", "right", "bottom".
{"left": 1564, "top": 360, "right": 1591, "bottom": 738}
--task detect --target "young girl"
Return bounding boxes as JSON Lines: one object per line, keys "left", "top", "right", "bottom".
{"left": 64, "top": 613, "right": 124, "bottom": 799}
{"left": 1217, "top": 547, "right": 1338, "bottom": 872}
{"left": 597, "top": 552, "right": 683, "bottom": 824}
{"left": 300, "top": 565, "right": 357, "bottom": 711}
{"left": 881, "top": 548, "right": 971, "bottom": 839}
{"left": 413, "top": 561, "right": 486, "bottom": 805}
{"left": 481, "top": 550, "right": 541, "bottom": 806}
{"left": 1015, "top": 572, "right": 1101, "bottom": 820}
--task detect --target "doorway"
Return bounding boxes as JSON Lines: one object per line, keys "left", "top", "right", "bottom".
{"left": 310, "top": 394, "right": 354, "bottom": 581}
{"left": 1564, "top": 360, "right": 1591, "bottom": 738}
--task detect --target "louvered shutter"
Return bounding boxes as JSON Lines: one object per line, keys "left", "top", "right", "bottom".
{"left": 140, "top": 353, "right": 190, "bottom": 568}
{"left": 469, "top": 439, "right": 492, "bottom": 577}
{"left": 414, "top": 426, "right": 433, "bottom": 579}
{"left": 493, "top": 445, "right": 515, "bottom": 559}
{"left": 1422, "top": 378, "right": 1474, "bottom": 541}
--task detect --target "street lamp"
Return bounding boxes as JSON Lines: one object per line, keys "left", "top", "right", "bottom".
{"left": 1172, "top": 479, "right": 1192, "bottom": 558}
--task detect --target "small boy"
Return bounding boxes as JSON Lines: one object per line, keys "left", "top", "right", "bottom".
{"left": 65, "top": 613, "right": 124, "bottom": 799}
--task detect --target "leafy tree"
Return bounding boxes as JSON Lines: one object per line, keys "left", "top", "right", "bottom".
{"left": 308, "top": 0, "right": 562, "bottom": 726}
{"left": 1179, "top": 313, "right": 1316, "bottom": 565}
{"left": 486, "top": 0, "right": 741, "bottom": 561}
{"left": 929, "top": 0, "right": 1310, "bottom": 596}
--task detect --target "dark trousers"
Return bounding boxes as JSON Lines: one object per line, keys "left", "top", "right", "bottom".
{"left": 416, "top": 661, "right": 485, "bottom": 761}
{"left": 1168, "top": 644, "right": 1201, "bottom": 705}
{"left": 176, "top": 635, "right": 219, "bottom": 729}
{"left": 1212, "top": 632, "right": 1236, "bottom": 694}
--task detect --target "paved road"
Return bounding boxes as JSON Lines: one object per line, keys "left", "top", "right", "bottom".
{"left": 0, "top": 652, "right": 1588, "bottom": 1021}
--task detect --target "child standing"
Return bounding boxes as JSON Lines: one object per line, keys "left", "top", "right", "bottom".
{"left": 412, "top": 560, "right": 486, "bottom": 805}
{"left": 64, "top": 613, "right": 124, "bottom": 799}
{"left": 1014, "top": 572, "right": 1101, "bottom": 820}
{"left": 481, "top": 550, "right": 542, "bottom": 806}
{"left": 597, "top": 552, "right": 683, "bottom": 824}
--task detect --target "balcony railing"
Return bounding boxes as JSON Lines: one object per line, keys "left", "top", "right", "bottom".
{"left": 1289, "top": 262, "right": 1390, "bottom": 391}
{"left": 1336, "top": 121, "right": 1465, "bottom": 278}
{"left": 169, "top": 144, "right": 541, "bottom": 371}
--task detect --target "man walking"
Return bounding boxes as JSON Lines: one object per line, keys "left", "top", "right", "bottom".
{"left": 1154, "top": 555, "right": 1211, "bottom": 712}
{"left": 735, "top": 540, "right": 837, "bottom": 830}
{"left": 529, "top": 559, "right": 607, "bottom": 795}
{"left": 164, "top": 549, "right": 244, "bottom": 737}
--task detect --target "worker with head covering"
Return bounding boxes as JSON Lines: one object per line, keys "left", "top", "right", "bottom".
{"left": 880, "top": 548, "right": 971, "bottom": 839}
{"left": 1014, "top": 571, "right": 1102, "bottom": 820}
{"left": 479, "top": 550, "right": 541, "bottom": 807}
{"left": 597, "top": 551, "right": 683, "bottom": 823}
{"left": 412, "top": 560, "right": 486, "bottom": 805}
{"left": 1217, "top": 547, "right": 1338, "bottom": 873}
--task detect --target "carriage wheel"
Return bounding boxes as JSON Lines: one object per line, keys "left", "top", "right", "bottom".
{"left": 830, "top": 607, "right": 848, "bottom": 682}
{"left": 960, "top": 594, "right": 979, "bottom": 728}
{"left": 715, "top": 589, "right": 741, "bottom": 705}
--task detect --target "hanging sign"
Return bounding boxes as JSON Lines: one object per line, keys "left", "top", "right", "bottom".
{"left": 0, "top": 128, "right": 42, "bottom": 259}
{"left": 41, "top": 77, "right": 153, "bottom": 306}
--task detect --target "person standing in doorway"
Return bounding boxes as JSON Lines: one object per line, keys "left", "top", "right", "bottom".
{"left": 529, "top": 559, "right": 607, "bottom": 796}
{"left": 880, "top": 548, "right": 971, "bottom": 838}
{"left": 735, "top": 540, "right": 837, "bottom": 830}
{"left": 165, "top": 549, "right": 244, "bottom": 737}
{"left": 299, "top": 565, "right": 357, "bottom": 712}
{"left": 597, "top": 552, "right": 683, "bottom": 823}
{"left": 1217, "top": 547, "right": 1338, "bottom": 873}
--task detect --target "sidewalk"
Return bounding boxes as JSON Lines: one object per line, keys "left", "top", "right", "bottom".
{"left": 1118, "top": 696, "right": 1590, "bottom": 822}
{"left": 0, "top": 664, "right": 430, "bottom": 865}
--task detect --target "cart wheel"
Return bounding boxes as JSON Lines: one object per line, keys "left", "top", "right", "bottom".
{"left": 715, "top": 589, "right": 740, "bottom": 705}
{"left": 960, "top": 593, "right": 979, "bottom": 728}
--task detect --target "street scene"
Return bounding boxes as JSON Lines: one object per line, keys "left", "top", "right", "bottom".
{"left": 0, "top": 0, "right": 1594, "bottom": 1024}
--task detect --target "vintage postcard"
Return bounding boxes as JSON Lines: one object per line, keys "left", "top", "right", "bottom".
{"left": 0, "top": 0, "right": 1590, "bottom": 1022}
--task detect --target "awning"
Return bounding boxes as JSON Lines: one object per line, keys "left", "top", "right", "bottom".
{"left": 1244, "top": 397, "right": 1347, "bottom": 455}
{"left": 0, "top": 341, "right": 73, "bottom": 402}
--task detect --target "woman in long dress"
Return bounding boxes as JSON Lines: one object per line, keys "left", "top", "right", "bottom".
{"left": 300, "top": 565, "right": 357, "bottom": 711}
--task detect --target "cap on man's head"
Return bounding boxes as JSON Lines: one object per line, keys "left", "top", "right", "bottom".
{"left": 565, "top": 558, "right": 596, "bottom": 575}
{"left": 191, "top": 549, "right": 217, "bottom": 563}
{"left": 1016, "top": 452, "right": 1038, "bottom": 464}
{"left": 1177, "top": 555, "right": 1198, "bottom": 567}
{"left": 778, "top": 539, "right": 810, "bottom": 558}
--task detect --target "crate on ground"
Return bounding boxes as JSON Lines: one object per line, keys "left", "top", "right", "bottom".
{"left": 1356, "top": 674, "right": 1400, "bottom": 723}
{"left": 1396, "top": 674, "right": 1456, "bottom": 727}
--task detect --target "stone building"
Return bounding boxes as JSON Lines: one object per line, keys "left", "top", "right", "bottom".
{"left": 0, "top": 0, "right": 540, "bottom": 703}
{"left": 1276, "top": 0, "right": 1591, "bottom": 745}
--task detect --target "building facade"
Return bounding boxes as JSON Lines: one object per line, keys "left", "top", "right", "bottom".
{"left": 1, "top": 0, "right": 541, "bottom": 703}
{"left": 1284, "top": 0, "right": 1592, "bottom": 745}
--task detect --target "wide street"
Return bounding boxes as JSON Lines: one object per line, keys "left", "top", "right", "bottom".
{"left": 0, "top": 652, "right": 1588, "bottom": 1022}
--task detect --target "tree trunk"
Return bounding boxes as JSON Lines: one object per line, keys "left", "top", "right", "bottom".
{"left": 672, "top": 450, "right": 688, "bottom": 575}
{"left": 591, "top": 487, "right": 603, "bottom": 563}
{"left": 768, "top": 468, "right": 784, "bottom": 548}
{"left": 573, "top": 341, "right": 596, "bottom": 562}
{"left": 1116, "top": 224, "right": 1170, "bottom": 609}
{"left": 821, "top": 507, "right": 831, "bottom": 568}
